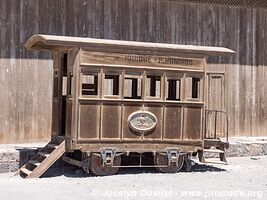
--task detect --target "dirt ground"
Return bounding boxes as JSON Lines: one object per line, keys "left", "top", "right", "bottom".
{"left": 0, "top": 156, "right": 266, "bottom": 200}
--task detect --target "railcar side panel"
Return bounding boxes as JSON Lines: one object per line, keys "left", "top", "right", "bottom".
{"left": 164, "top": 105, "right": 183, "bottom": 139}
{"left": 183, "top": 106, "right": 203, "bottom": 140}
{"left": 73, "top": 50, "right": 206, "bottom": 151}
{"left": 76, "top": 102, "right": 203, "bottom": 142}
{"left": 101, "top": 103, "right": 121, "bottom": 139}
{"left": 146, "top": 104, "right": 163, "bottom": 139}
{"left": 79, "top": 103, "right": 100, "bottom": 139}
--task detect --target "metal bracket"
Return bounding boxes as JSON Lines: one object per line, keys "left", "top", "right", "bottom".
{"left": 166, "top": 149, "right": 180, "bottom": 166}
{"left": 100, "top": 148, "right": 117, "bottom": 166}
{"left": 81, "top": 152, "right": 90, "bottom": 173}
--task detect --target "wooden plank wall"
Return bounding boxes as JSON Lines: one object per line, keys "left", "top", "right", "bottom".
{"left": 0, "top": 0, "right": 266, "bottom": 144}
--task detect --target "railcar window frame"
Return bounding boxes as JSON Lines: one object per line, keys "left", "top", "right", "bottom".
{"left": 165, "top": 73, "right": 183, "bottom": 101}
{"left": 67, "top": 70, "right": 73, "bottom": 97}
{"left": 61, "top": 53, "right": 68, "bottom": 97}
{"left": 145, "top": 73, "right": 163, "bottom": 100}
{"left": 102, "top": 70, "right": 121, "bottom": 99}
{"left": 53, "top": 70, "right": 59, "bottom": 99}
{"left": 192, "top": 77, "right": 201, "bottom": 98}
{"left": 80, "top": 68, "right": 100, "bottom": 98}
{"left": 123, "top": 71, "right": 143, "bottom": 100}
{"left": 184, "top": 73, "right": 204, "bottom": 102}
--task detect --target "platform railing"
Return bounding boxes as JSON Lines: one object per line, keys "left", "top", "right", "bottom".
{"left": 204, "top": 109, "right": 229, "bottom": 142}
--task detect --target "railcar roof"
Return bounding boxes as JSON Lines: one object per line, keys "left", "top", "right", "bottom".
{"left": 25, "top": 34, "right": 235, "bottom": 57}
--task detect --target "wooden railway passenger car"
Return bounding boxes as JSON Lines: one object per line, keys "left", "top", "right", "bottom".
{"left": 18, "top": 35, "right": 234, "bottom": 178}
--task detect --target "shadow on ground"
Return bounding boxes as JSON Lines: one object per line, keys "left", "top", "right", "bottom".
{"left": 42, "top": 160, "right": 226, "bottom": 178}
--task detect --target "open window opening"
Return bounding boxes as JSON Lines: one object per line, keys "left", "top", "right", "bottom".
{"left": 124, "top": 72, "right": 142, "bottom": 99}
{"left": 146, "top": 75, "right": 161, "bottom": 98}
{"left": 53, "top": 71, "right": 59, "bottom": 98}
{"left": 167, "top": 79, "right": 181, "bottom": 101}
{"left": 61, "top": 53, "right": 68, "bottom": 137}
{"left": 62, "top": 77, "right": 67, "bottom": 96}
{"left": 61, "top": 53, "right": 68, "bottom": 96}
{"left": 62, "top": 53, "right": 68, "bottom": 76}
{"left": 192, "top": 77, "right": 200, "bottom": 98}
{"left": 104, "top": 74, "right": 119, "bottom": 96}
{"left": 81, "top": 73, "right": 98, "bottom": 96}
{"left": 68, "top": 72, "right": 73, "bottom": 96}
{"left": 185, "top": 76, "right": 201, "bottom": 99}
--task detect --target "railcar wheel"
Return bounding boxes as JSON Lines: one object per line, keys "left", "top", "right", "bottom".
{"left": 89, "top": 154, "right": 121, "bottom": 176}
{"left": 154, "top": 152, "right": 184, "bottom": 173}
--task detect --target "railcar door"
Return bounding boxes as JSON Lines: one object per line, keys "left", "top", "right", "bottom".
{"left": 206, "top": 73, "right": 225, "bottom": 138}
{"left": 52, "top": 53, "right": 68, "bottom": 137}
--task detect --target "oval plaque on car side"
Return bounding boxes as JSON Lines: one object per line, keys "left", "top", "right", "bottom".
{"left": 127, "top": 111, "right": 157, "bottom": 133}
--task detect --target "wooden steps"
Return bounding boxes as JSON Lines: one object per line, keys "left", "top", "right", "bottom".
{"left": 20, "top": 168, "right": 32, "bottom": 176}
{"left": 203, "top": 149, "right": 225, "bottom": 153}
{"left": 47, "top": 143, "right": 58, "bottom": 149}
{"left": 198, "top": 139, "right": 228, "bottom": 165}
{"left": 28, "top": 159, "right": 42, "bottom": 166}
{"left": 16, "top": 138, "right": 66, "bottom": 178}
{"left": 38, "top": 152, "right": 50, "bottom": 157}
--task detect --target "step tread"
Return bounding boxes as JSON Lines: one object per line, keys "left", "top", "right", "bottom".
{"left": 47, "top": 143, "right": 58, "bottom": 149}
{"left": 20, "top": 167, "right": 32, "bottom": 176}
{"left": 203, "top": 149, "right": 225, "bottom": 153}
{"left": 38, "top": 152, "right": 50, "bottom": 157}
{"left": 28, "top": 159, "right": 42, "bottom": 166}
{"left": 204, "top": 138, "right": 221, "bottom": 141}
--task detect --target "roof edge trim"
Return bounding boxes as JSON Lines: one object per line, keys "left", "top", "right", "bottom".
{"left": 25, "top": 34, "right": 235, "bottom": 56}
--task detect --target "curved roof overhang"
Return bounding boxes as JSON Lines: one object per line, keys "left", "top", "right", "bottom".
{"left": 25, "top": 34, "right": 235, "bottom": 57}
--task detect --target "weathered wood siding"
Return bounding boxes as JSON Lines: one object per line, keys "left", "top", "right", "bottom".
{"left": 0, "top": 0, "right": 266, "bottom": 144}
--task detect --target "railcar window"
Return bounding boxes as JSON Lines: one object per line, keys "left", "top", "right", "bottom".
{"left": 61, "top": 53, "right": 68, "bottom": 96}
{"left": 104, "top": 74, "right": 119, "bottom": 96}
{"left": 185, "top": 76, "right": 201, "bottom": 99}
{"left": 62, "top": 53, "right": 68, "bottom": 76}
{"left": 62, "top": 77, "right": 67, "bottom": 96}
{"left": 146, "top": 75, "right": 161, "bottom": 98}
{"left": 192, "top": 77, "right": 200, "bottom": 98}
{"left": 124, "top": 72, "right": 142, "bottom": 99}
{"left": 167, "top": 79, "right": 181, "bottom": 101}
{"left": 53, "top": 71, "right": 59, "bottom": 98}
{"left": 68, "top": 72, "right": 73, "bottom": 96}
{"left": 81, "top": 73, "right": 98, "bottom": 96}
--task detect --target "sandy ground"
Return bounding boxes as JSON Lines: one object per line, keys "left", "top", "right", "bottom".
{"left": 0, "top": 156, "right": 266, "bottom": 200}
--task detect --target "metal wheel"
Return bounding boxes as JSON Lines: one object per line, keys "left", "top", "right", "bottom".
{"left": 89, "top": 154, "right": 121, "bottom": 176}
{"left": 154, "top": 152, "right": 184, "bottom": 173}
